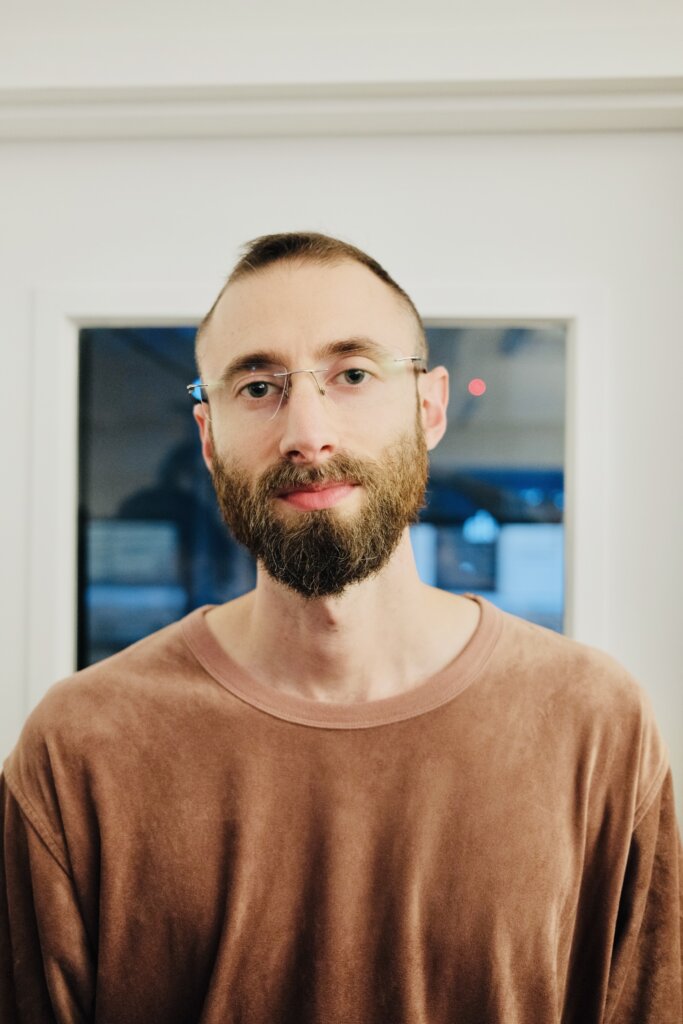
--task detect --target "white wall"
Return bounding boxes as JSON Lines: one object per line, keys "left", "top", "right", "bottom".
{"left": 1, "top": 0, "right": 682, "bottom": 87}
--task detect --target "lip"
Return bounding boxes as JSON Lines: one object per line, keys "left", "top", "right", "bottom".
{"left": 276, "top": 482, "right": 358, "bottom": 511}
{"left": 276, "top": 481, "right": 354, "bottom": 496}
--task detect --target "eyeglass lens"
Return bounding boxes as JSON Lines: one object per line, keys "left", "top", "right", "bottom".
{"left": 202, "top": 353, "right": 419, "bottom": 422}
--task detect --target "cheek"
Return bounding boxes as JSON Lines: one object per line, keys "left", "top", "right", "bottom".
{"left": 375, "top": 398, "right": 421, "bottom": 445}
{"left": 353, "top": 391, "right": 417, "bottom": 442}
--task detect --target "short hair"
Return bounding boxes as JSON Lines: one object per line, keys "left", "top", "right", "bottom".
{"left": 195, "top": 231, "right": 427, "bottom": 369}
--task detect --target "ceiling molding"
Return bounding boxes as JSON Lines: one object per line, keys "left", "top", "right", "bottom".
{"left": 1, "top": 77, "right": 682, "bottom": 140}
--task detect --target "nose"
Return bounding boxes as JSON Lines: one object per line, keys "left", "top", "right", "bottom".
{"left": 277, "top": 371, "right": 339, "bottom": 465}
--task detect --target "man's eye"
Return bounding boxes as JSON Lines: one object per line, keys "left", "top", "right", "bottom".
{"left": 241, "top": 380, "right": 276, "bottom": 399}
{"left": 339, "top": 368, "right": 369, "bottom": 386}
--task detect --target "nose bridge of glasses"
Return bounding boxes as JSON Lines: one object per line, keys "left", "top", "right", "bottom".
{"left": 269, "top": 366, "right": 333, "bottom": 425}
{"left": 283, "top": 366, "right": 327, "bottom": 397}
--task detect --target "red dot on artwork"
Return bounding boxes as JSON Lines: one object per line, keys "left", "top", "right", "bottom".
{"left": 468, "top": 378, "right": 487, "bottom": 397}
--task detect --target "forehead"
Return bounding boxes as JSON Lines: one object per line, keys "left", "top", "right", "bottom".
{"left": 199, "top": 259, "right": 417, "bottom": 374}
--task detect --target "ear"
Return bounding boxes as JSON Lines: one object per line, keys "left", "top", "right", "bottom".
{"left": 418, "top": 366, "right": 449, "bottom": 451}
{"left": 193, "top": 403, "right": 215, "bottom": 472}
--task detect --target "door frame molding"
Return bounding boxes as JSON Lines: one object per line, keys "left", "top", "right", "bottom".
{"left": 28, "top": 280, "right": 608, "bottom": 705}
{"left": 2, "top": 77, "right": 683, "bottom": 140}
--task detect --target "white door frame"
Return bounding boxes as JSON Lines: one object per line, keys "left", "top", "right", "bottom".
{"left": 27, "top": 281, "right": 608, "bottom": 707}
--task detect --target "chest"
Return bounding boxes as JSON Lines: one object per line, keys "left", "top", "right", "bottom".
{"left": 88, "top": 728, "right": 580, "bottom": 1013}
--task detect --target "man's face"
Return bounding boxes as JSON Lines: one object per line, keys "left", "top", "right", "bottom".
{"left": 195, "top": 259, "right": 446, "bottom": 598}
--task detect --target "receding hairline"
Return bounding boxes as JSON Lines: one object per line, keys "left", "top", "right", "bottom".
{"left": 195, "top": 253, "right": 427, "bottom": 372}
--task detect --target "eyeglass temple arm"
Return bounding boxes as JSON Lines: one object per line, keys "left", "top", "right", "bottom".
{"left": 395, "top": 356, "right": 428, "bottom": 372}
{"left": 187, "top": 380, "right": 207, "bottom": 403}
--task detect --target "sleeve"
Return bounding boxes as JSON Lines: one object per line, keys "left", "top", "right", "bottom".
{"left": 605, "top": 768, "right": 683, "bottom": 1023}
{"left": 0, "top": 773, "right": 95, "bottom": 1023}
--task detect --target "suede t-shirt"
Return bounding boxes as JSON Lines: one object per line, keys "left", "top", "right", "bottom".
{"left": 1, "top": 595, "right": 681, "bottom": 1023}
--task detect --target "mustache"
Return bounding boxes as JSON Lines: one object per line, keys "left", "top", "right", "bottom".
{"left": 256, "top": 453, "right": 378, "bottom": 497}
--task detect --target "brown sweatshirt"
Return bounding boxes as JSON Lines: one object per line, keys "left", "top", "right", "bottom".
{"left": 1, "top": 594, "right": 681, "bottom": 1023}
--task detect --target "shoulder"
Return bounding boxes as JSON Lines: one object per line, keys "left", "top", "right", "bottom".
{"left": 495, "top": 604, "right": 652, "bottom": 714}
{"left": 491, "top": 605, "right": 669, "bottom": 820}
{"left": 22, "top": 612, "right": 196, "bottom": 723}
{"left": 3, "top": 612, "right": 206, "bottom": 806}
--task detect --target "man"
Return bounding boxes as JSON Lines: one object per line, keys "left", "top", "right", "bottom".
{"left": 1, "top": 232, "right": 681, "bottom": 1022}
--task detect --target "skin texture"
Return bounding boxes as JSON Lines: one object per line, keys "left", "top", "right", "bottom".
{"left": 193, "top": 258, "right": 481, "bottom": 703}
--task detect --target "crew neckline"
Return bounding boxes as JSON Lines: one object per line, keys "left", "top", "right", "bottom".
{"left": 181, "top": 593, "right": 503, "bottom": 729}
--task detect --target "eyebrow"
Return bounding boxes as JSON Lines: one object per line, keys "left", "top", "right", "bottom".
{"left": 215, "top": 336, "right": 391, "bottom": 383}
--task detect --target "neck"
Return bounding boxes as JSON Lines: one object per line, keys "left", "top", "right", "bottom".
{"left": 206, "top": 531, "right": 480, "bottom": 703}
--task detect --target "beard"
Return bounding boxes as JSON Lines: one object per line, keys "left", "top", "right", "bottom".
{"left": 209, "top": 415, "right": 429, "bottom": 599}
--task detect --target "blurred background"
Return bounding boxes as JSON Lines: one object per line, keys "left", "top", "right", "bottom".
{"left": 76, "top": 323, "right": 565, "bottom": 665}
{"left": 1, "top": 0, "right": 681, "bottom": 815}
